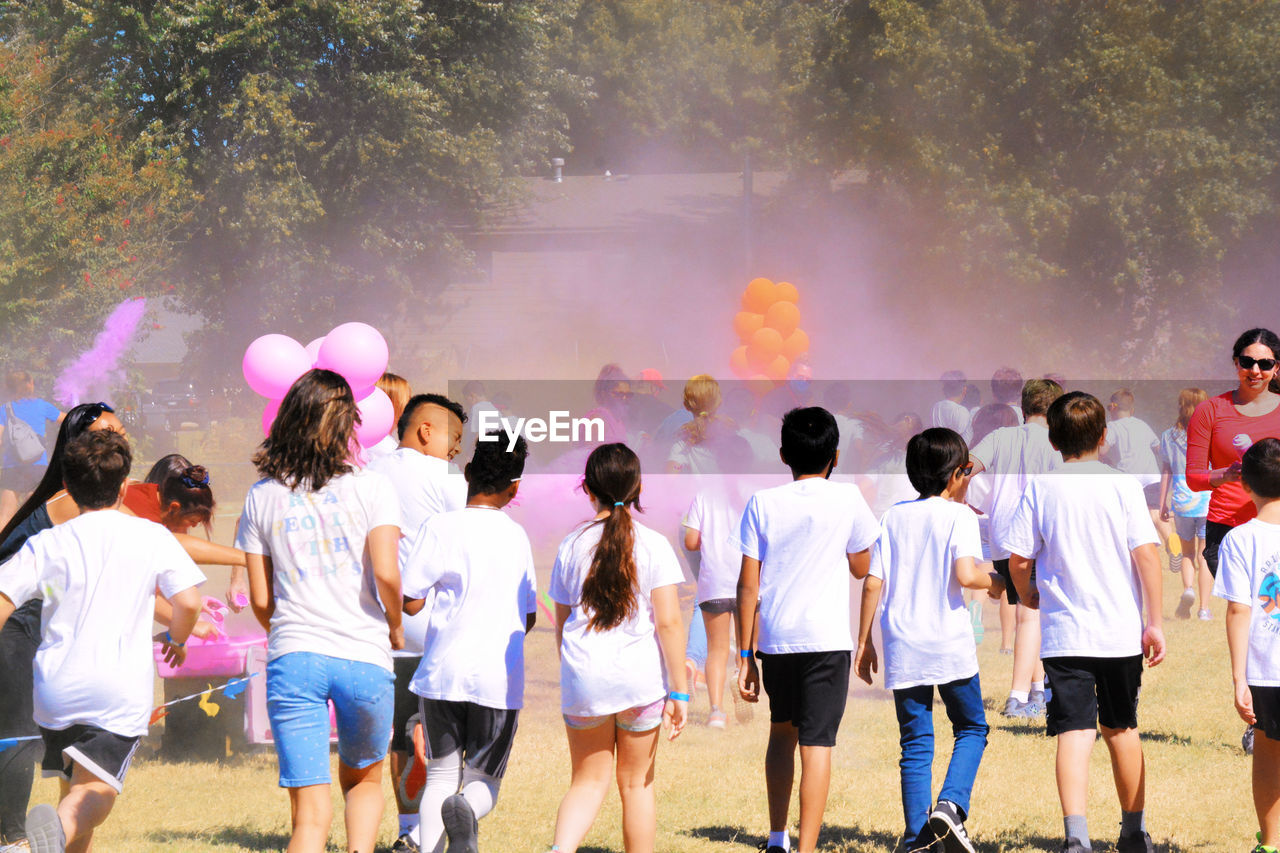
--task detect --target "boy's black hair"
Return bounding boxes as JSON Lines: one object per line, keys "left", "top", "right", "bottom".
{"left": 780, "top": 406, "right": 839, "bottom": 475}
{"left": 466, "top": 429, "right": 528, "bottom": 496}
{"left": 397, "top": 393, "right": 467, "bottom": 441}
{"left": 1047, "top": 391, "right": 1107, "bottom": 458}
{"left": 62, "top": 430, "right": 132, "bottom": 510}
{"left": 905, "top": 428, "right": 969, "bottom": 498}
{"left": 1242, "top": 438, "right": 1280, "bottom": 500}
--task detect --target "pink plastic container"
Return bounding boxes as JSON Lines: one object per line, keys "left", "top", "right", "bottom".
{"left": 153, "top": 634, "right": 266, "bottom": 678}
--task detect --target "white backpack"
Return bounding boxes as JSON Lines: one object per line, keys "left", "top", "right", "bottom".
{"left": 4, "top": 403, "right": 45, "bottom": 464}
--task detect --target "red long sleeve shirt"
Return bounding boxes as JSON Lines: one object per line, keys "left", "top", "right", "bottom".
{"left": 1185, "top": 391, "right": 1280, "bottom": 526}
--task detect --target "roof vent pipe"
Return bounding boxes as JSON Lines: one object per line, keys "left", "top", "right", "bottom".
{"left": 551, "top": 157, "right": 564, "bottom": 182}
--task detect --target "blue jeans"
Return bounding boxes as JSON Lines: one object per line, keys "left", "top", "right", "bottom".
{"left": 892, "top": 673, "right": 989, "bottom": 841}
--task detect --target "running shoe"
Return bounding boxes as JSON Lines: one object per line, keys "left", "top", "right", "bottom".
{"left": 1199, "top": 609, "right": 1212, "bottom": 620}
{"left": 392, "top": 833, "right": 421, "bottom": 852}
{"left": 969, "top": 600, "right": 984, "bottom": 644}
{"left": 23, "top": 806, "right": 63, "bottom": 853}
{"left": 1175, "top": 588, "right": 1196, "bottom": 620}
{"left": 928, "top": 800, "right": 976, "bottom": 853}
{"left": 1061, "top": 839, "right": 1088, "bottom": 853}
{"left": 399, "top": 714, "right": 427, "bottom": 808}
{"left": 441, "top": 794, "right": 479, "bottom": 853}
{"left": 1116, "top": 830, "right": 1155, "bottom": 853}
{"left": 1001, "top": 696, "right": 1035, "bottom": 718}
{"left": 708, "top": 708, "right": 727, "bottom": 729}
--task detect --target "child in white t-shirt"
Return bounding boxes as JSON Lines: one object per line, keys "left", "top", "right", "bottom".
{"left": 1213, "top": 438, "right": 1280, "bottom": 852}
{"left": 236, "top": 369, "right": 404, "bottom": 853}
{"left": 969, "top": 378, "right": 1063, "bottom": 718}
{"left": 736, "top": 407, "right": 879, "bottom": 853}
{"left": 548, "top": 442, "right": 688, "bottom": 853}
{"left": 367, "top": 392, "right": 468, "bottom": 848}
{"left": 0, "top": 430, "right": 204, "bottom": 853}
{"left": 1004, "top": 391, "right": 1164, "bottom": 853}
{"left": 401, "top": 429, "right": 536, "bottom": 853}
{"left": 856, "top": 427, "right": 1004, "bottom": 853}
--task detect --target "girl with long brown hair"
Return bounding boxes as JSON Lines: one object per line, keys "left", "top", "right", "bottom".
{"left": 548, "top": 443, "right": 688, "bottom": 853}
{"left": 1157, "top": 388, "right": 1211, "bottom": 619}
{"left": 235, "top": 368, "right": 404, "bottom": 853}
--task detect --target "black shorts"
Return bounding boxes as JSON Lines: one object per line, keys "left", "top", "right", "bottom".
{"left": 390, "top": 656, "right": 421, "bottom": 753}
{"left": 759, "top": 650, "right": 850, "bottom": 748}
{"left": 1042, "top": 656, "right": 1142, "bottom": 735}
{"left": 993, "top": 558, "right": 1036, "bottom": 606}
{"left": 1252, "top": 686, "right": 1280, "bottom": 743}
{"left": 418, "top": 698, "right": 519, "bottom": 780}
{"left": 1142, "top": 483, "right": 1162, "bottom": 511}
{"left": 40, "top": 724, "right": 141, "bottom": 794}
{"left": 1204, "top": 520, "right": 1234, "bottom": 578}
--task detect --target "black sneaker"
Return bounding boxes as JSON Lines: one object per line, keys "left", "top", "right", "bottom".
{"left": 756, "top": 841, "right": 787, "bottom": 853}
{"left": 391, "top": 832, "right": 421, "bottom": 852}
{"left": 1116, "top": 831, "right": 1155, "bottom": 853}
{"left": 928, "top": 801, "right": 975, "bottom": 853}
{"left": 24, "top": 806, "right": 65, "bottom": 853}
{"left": 1061, "top": 839, "right": 1088, "bottom": 853}
{"left": 441, "top": 794, "right": 478, "bottom": 853}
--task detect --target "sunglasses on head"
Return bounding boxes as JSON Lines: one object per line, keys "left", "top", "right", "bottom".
{"left": 1238, "top": 355, "right": 1278, "bottom": 372}
{"left": 958, "top": 464, "right": 974, "bottom": 477}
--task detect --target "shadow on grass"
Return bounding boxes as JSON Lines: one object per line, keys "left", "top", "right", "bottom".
{"left": 148, "top": 826, "right": 292, "bottom": 851}
{"left": 1139, "top": 729, "right": 1193, "bottom": 746}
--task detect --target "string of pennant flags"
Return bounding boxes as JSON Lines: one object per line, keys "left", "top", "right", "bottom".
{"left": 0, "top": 672, "right": 261, "bottom": 753}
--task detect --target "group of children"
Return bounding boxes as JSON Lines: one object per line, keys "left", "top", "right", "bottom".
{"left": 5, "top": 352, "right": 1280, "bottom": 853}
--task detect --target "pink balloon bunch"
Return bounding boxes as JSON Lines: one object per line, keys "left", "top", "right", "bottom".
{"left": 242, "top": 322, "right": 394, "bottom": 448}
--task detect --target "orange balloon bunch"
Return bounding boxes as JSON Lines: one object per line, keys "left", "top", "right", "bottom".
{"left": 731, "top": 278, "right": 809, "bottom": 381}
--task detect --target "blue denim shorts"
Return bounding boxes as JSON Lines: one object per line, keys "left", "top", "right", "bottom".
{"left": 266, "top": 652, "right": 394, "bottom": 787}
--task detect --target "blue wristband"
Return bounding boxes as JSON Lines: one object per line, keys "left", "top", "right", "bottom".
{"left": 668, "top": 691, "right": 690, "bottom": 702}
{"left": 164, "top": 631, "right": 185, "bottom": 648}
{"left": 740, "top": 649, "right": 753, "bottom": 659}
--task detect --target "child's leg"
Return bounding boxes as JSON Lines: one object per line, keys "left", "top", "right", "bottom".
{"left": 286, "top": 785, "right": 334, "bottom": 853}
{"left": 765, "top": 723, "right": 799, "bottom": 836}
{"left": 999, "top": 595, "right": 1015, "bottom": 651}
{"left": 419, "top": 752, "right": 462, "bottom": 853}
{"left": 337, "top": 759, "right": 383, "bottom": 853}
{"left": 1254, "top": 729, "right": 1280, "bottom": 846}
{"left": 1099, "top": 726, "right": 1144, "bottom": 813}
{"left": 1194, "top": 533, "right": 1212, "bottom": 613}
{"left": 615, "top": 725, "right": 661, "bottom": 853}
{"left": 1055, "top": 730, "right": 1096, "bottom": 819}
{"left": 1177, "top": 532, "right": 1196, "bottom": 594}
{"left": 936, "top": 674, "right": 990, "bottom": 818}
{"left": 796, "top": 745, "right": 832, "bottom": 853}
{"left": 703, "top": 610, "right": 733, "bottom": 714}
{"left": 553, "top": 719, "right": 617, "bottom": 853}
{"left": 57, "top": 766, "right": 115, "bottom": 853}
{"left": 1010, "top": 606, "right": 1041, "bottom": 696}
{"left": 892, "top": 685, "right": 936, "bottom": 842}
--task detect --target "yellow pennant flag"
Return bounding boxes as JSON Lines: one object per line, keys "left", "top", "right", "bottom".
{"left": 198, "top": 685, "right": 221, "bottom": 718}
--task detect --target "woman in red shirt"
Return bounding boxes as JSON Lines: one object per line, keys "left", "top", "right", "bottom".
{"left": 1186, "top": 328, "right": 1280, "bottom": 579}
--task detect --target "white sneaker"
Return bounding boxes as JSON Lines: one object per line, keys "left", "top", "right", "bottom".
{"left": 1175, "top": 588, "right": 1196, "bottom": 619}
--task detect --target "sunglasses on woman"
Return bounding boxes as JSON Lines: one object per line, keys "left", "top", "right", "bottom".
{"left": 1238, "top": 355, "right": 1278, "bottom": 372}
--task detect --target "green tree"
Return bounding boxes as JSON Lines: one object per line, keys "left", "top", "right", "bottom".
{"left": 7, "top": 1, "right": 586, "bottom": 366}
{"left": 552, "top": 0, "right": 820, "bottom": 173}
{"left": 0, "top": 35, "right": 191, "bottom": 374}
{"left": 799, "top": 0, "right": 1280, "bottom": 369}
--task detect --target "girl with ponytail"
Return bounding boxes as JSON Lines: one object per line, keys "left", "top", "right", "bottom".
{"left": 548, "top": 443, "right": 689, "bottom": 853}
{"left": 666, "top": 375, "right": 725, "bottom": 474}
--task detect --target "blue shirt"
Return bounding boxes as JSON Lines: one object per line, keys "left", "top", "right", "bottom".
{"left": 1, "top": 398, "right": 61, "bottom": 467}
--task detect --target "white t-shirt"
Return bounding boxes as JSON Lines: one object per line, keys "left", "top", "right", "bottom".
{"left": 683, "top": 485, "right": 745, "bottom": 604}
{"left": 971, "top": 422, "right": 1062, "bottom": 560}
{"left": 870, "top": 498, "right": 984, "bottom": 690}
{"left": 367, "top": 434, "right": 399, "bottom": 461}
{"left": 738, "top": 478, "right": 880, "bottom": 654}
{"left": 401, "top": 507, "right": 536, "bottom": 709}
{"left": 0, "top": 511, "right": 206, "bottom": 736}
{"left": 1103, "top": 416, "right": 1161, "bottom": 487}
{"left": 930, "top": 399, "right": 972, "bottom": 441}
{"left": 1214, "top": 519, "right": 1280, "bottom": 686}
{"left": 1003, "top": 460, "right": 1159, "bottom": 658}
{"left": 367, "top": 448, "right": 467, "bottom": 656}
{"left": 549, "top": 520, "right": 685, "bottom": 716}
{"left": 236, "top": 469, "right": 402, "bottom": 671}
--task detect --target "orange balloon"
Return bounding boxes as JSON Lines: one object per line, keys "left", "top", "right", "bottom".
{"left": 775, "top": 281, "right": 799, "bottom": 304}
{"left": 764, "top": 300, "right": 801, "bottom": 337}
{"left": 733, "top": 311, "right": 764, "bottom": 342}
{"left": 782, "top": 328, "right": 810, "bottom": 361}
{"left": 730, "top": 345, "right": 751, "bottom": 379}
{"left": 764, "top": 355, "right": 791, "bottom": 381}
{"left": 747, "top": 326, "right": 785, "bottom": 370}
{"left": 742, "top": 277, "right": 778, "bottom": 313}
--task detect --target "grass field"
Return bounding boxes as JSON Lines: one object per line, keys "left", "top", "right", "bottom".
{"left": 24, "top": 570, "right": 1252, "bottom": 853}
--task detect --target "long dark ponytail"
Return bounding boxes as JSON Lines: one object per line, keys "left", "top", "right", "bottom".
{"left": 579, "top": 443, "right": 643, "bottom": 632}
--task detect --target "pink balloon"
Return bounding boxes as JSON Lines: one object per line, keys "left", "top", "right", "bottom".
{"left": 243, "top": 334, "right": 310, "bottom": 399}
{"left": 261, "top": 399, "right": 282, "bottom": 436}
{"left": 354, "top": 387, "right": 395, "bottom": 448}
{"left": 316, "top": 323, "right": 388, "bottom": 393}
{"left": 304, "top": 337, "right": 325, "bottom": 366}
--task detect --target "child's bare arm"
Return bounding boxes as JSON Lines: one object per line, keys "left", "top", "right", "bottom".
{"left": 1226, "top": 601, "right": 1256, "bottom": 724}
{"left": 554, "top": 602, "right": 570, "bottom": 658}
{"left": 847, "top": 549, "right": 871, "bottom": 579}
{"left": 1132, "top": 542, "right": 1165, "bottom": 665}
{"left": 246, "top": 553, "right": 275, "bottom": 633}
{"left": 368, "top": 524, "right": 403, "bottom": 650}
{"left": 736, "top": 555, "right": 761, "bottom": 652}
{"left": 683, "top": 528, "right": 701, "bottom": 551}
{"left": 175, "top": 533, "right": 247, "bottom": 567}
{"left": 1009, "top": 554, "right": 1037, "bottom": 607}
{"left": 854, "top": 575, "right": 882, "bottom": 685}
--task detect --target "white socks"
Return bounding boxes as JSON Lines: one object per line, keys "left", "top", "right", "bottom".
{"left": 768, "top": 830, "right": 790, "bottom": 850}
{"left": 398, "top": 812, "right": 421, "bottom": 841}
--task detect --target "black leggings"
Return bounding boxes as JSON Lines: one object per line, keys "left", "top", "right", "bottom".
{"left": 0, "top": 605, "right": 40, "bottom": 843}
{"left": 1204, "top": 519, "right": 1235, "bottom": 578}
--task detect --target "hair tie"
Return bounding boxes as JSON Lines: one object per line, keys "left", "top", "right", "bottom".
{"left": 614, "top": 501, "right": 625, "bottom": 507}
{"left": 180, "top": 469, "right": 210, "bottom": 488}
{"left": 698, "top": 411, "right": 708, "bottom": 417}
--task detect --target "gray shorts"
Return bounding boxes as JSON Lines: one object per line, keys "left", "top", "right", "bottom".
{"left": 699, "top": 598, "right": 736, "bottom": 615}
{"left": 1174, "top": 515, "right": 1207, "bottom": 542}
